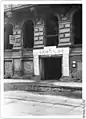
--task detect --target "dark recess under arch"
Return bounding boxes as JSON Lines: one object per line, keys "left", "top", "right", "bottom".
{"left": 23, "top": 20, "right": 34, "bottom": 49}
{"left": 73, "top": 7, "right": 82, "bottom": 45}
{"left": 4, "top": 23, "right": 13, "bottom": 49}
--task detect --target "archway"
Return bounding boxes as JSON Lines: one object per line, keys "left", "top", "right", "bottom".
{"left": 73, "top": 7, "right": 82, "bottom": 45}
{"left": 23, "top": 20, "right": 34, "bottom": 48}
{"left": 4, "top": 23, "right": 13, "bottom": 49}
{"left": 45, "top": 14, "right": 59, "bottom": 46}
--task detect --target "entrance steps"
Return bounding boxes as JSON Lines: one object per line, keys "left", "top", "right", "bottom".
{"left": 4, "top": 79, "right": 82, "bottom": 99}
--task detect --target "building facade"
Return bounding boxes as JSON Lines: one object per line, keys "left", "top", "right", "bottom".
{"left": 4, "top": 4, "right": 82, "bottom": 81}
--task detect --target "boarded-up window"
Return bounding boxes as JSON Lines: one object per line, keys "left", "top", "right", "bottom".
{"left": 14, "top": 59, "right": 21, "bottom": 75}
{"left": 23, "top": 61, "right": 33, "bottom": 75}
{"left": 4, "top": 60, "right": 13, "bottom": 76}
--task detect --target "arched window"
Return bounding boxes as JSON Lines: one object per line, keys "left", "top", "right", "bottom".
{"left": 23, "top": 20, "right": 34, "bottom": 48}
{"left": 73, "top": 7, "right": 82, "bottom": 45}
{"left": 4, "top": 23, "right": 13, "bottom": 49}
{"left": 45, "top": 14, "right": 59, "bottom": 46}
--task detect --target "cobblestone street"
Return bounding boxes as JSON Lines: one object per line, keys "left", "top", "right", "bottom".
{"left": 4, "top": 91, "right": 83, "bottom": 117}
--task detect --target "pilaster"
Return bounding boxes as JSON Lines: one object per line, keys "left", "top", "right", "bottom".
{"left": 58, "top": 16, "right": 72, "bottom": 46}
{"left": 34, "top": 19, "right": 45, "bottom": 48}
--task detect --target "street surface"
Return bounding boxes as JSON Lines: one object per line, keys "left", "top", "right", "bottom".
{"left": 4, "top": 91, "right": 83, "bottom": 116}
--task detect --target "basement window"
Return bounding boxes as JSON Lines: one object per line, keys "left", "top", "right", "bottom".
{"left": 44, "top": 15, "right": 58, "bottom": 46}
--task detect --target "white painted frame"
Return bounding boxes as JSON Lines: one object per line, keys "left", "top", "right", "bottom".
{"left": 33, "top": 47, "right": 70, "bottom": 77}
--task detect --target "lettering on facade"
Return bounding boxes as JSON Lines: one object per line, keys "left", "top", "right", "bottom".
{"left": 39, "top": 47, "right": 64, "bottom": 55}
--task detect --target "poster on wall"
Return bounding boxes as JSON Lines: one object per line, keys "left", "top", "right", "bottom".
{"left": 9, "top": 35, "right": 15, "bottom": 44}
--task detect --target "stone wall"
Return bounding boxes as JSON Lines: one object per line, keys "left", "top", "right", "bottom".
{"left": 34, "top": 19, "right": 44, "bottom": 48}
{"left": 4, "top": 5, "right": 82, "bottom": 80}
{"left": 4, "top": 60, "right": 13, "bottom": 77}
{"left": 4, "top": 49, "right": 34, "bottom": 78}
{"left": 58, "top": 17, "right": 72, "bottom": 46}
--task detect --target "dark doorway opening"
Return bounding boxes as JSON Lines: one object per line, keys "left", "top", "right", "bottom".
{"left": 40, "top": 57, "right": 62, "bottom": 80}
{"left": 23, "top": 20, "right": 34, "bottom": 48}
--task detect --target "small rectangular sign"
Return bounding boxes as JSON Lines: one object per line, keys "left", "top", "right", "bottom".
{"left": 9, "top": 35, "right": 15, "bottom": 44}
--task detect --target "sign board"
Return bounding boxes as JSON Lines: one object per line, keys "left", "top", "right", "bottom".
{"left": 9, "top": 34, "right": 21, "bottom": 47}
{"left": 40, "top": 48, "right": 63, "bottom": 55}
{"left": 9, "top": 35, "right": 15, "bottom": 44}
{"left": 33, "top": 47, "right": 69, "bottom": 56}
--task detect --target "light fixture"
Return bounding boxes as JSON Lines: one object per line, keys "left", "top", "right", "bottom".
{"left": 72, "top": 61, "right": 77, "bottom": 68}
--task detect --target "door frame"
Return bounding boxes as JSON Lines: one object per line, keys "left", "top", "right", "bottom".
{"left": 33, "top": 47, "right": 70, "bottom": 77}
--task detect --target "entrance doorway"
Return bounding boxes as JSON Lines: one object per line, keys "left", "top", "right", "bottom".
{"left": 40, "top": 57, "right": 62, "bottom": 80}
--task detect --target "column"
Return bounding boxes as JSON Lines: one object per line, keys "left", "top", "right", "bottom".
{"left": 13, "top": 24, "right": 22, "bottom": 49}
{"left": 33, "top": 55, "right": 40, "bottom": 75}
{"left": 62, "top": 54, "right": 69, "bottom": 76}
{"left": 12, "top": 24, "right": 23, "bottom": 76}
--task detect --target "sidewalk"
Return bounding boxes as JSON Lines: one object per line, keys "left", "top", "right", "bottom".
{"left": 4, "top": 91, "right": 82, "bottom": 107}
{"left": 4, "top": 91, "right": 83, "bottom": 116}
{"left": 4, "top": 79, "right": 82, "bottom": 88}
